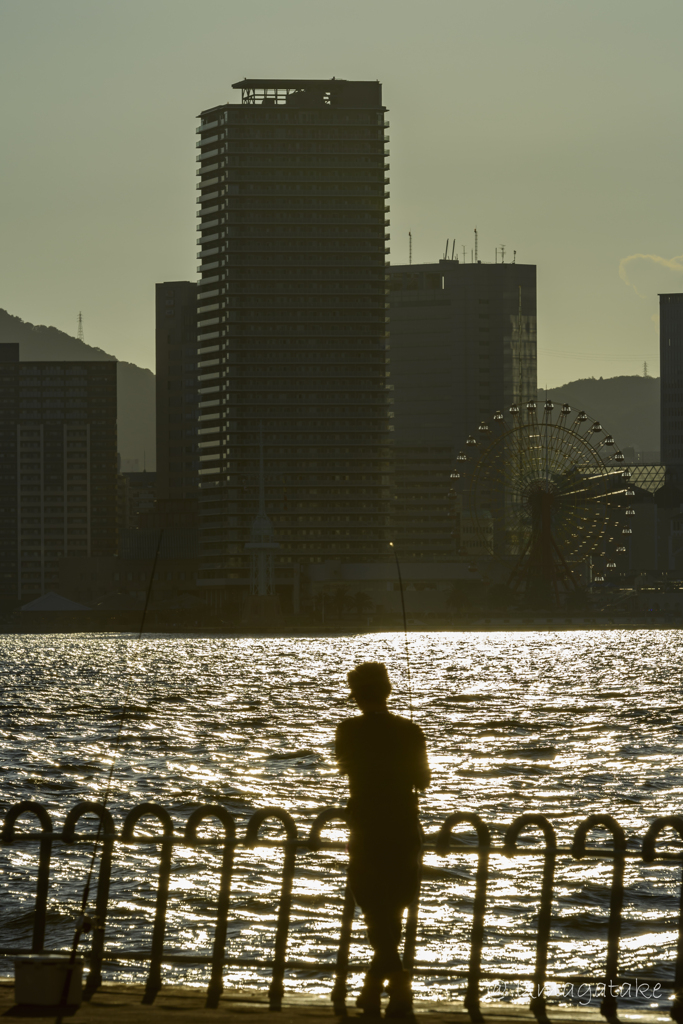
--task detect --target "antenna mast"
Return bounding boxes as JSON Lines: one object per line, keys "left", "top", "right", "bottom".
{"left": 409, "top": 231, "right": 412, "bottom": 266}
{"left": 77, "top": 312, "right": 84, "bottom": 343}
{"left": 474, "top": 228, "right": 478, "bottom": 262}
{"left": 500, "top": 244, "right": 506, "bottom": 264}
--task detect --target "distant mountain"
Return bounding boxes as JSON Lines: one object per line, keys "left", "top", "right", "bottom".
{"left": 539, "top": 375, "right": 660, "bottom": 455}
{"left": 0, "top": 309, "right": 155, "bottom": 469}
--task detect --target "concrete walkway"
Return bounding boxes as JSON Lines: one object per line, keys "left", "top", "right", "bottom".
{"left": 0, "top": 981, "right": 671, "bottom": 1023}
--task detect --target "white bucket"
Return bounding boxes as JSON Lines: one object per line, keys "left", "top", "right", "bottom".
{"left": 14, "top": 955, "right": 83, "bottom": 1006}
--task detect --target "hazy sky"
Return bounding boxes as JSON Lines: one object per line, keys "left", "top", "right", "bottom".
{"left": 1, "top": 0, "right": 681, "bottom": 384}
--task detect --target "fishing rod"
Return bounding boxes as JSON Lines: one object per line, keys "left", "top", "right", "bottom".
{"left": 55, "top": 529, "right": 164, "bottom": 1022}
{"left": 389, "top": 541, "right": 413, "bottom": 722}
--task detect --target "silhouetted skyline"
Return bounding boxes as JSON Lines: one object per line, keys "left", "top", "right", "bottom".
{"left": 1, "top": 0, "right": 682, "bottom": 384}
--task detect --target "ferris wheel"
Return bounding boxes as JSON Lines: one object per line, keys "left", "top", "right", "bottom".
{"left": 451, "top": 400, "right": 634, "bottom": 602}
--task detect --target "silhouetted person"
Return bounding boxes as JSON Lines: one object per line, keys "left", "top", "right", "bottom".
{"left": 335, "top": 662, "right": 430, "bottom": 1018}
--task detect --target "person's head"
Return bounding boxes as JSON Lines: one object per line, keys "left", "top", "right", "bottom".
{"left": 347, "top": 662, "right": 391, "bottom": 710}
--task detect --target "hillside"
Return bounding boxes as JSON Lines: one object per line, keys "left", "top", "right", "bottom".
{"left": 539, "top": 375, "right": 659, "bottom": 455}
{"left": 0, "top": 309, "right": 660, "bottom": 468}
{"left": 0, "top": 309, "right": 155, "bottom": 468}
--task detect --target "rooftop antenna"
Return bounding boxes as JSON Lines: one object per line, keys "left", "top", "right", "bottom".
{"left": 513, "top": 250, "right": 517, "bottom": 264}
{"left": 500, "top": 244, "right": 506, "bottom": 264}
{"left": 409, "top": 230, "right": 412, "bottom": 266}
{"left": 474, "top": 227, "right": 478, "bottom": 262}
{"left": 462, "top": 245, "right": 467, "bottom": 263}
{"left": 495, "top": 248, "right": 498, "bottom": 264}
{"left": 77, "top": 312, "right": 84, "bottom": 343}
{"left": 444, "top": 238, "right": 449, "bottom": 260}
{"left": 451, "top": 239, "right": 456, "bottom": 260}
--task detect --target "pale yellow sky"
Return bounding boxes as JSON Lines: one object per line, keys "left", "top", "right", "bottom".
{"left": 0, "top": 0, "right": 681, "bottom": 383}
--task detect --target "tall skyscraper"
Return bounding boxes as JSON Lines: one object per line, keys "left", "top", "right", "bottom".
{"left": 155, "top": 281, "right": 199, "bottom": 516}
{"left": 0, "top": 345, "right": 117, "bottom": 603}
{"left": 195, "top": 78, "right": 390, "bottom": 594}
{"left": 660, "top": 292, "right": 683, "bottom": 471}
{"left": 387, "top": 259, "right": 537, "bottom": 560}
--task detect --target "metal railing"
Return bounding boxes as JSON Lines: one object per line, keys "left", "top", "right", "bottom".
{"left": 1, "top": 802, "right": 683, "bottom": 1021}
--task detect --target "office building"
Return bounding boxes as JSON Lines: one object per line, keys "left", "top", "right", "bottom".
{"left": 387, "top": 259, "right": 537, "bottom": 560}
{"left": 0, "top": 345, "right": 117, "bottom": 603}
{"left": 120, "top": 471, "right": 157, "bottom": 526}
{"left": 195, "top": 78, "right": 390, "bottom": 592}
{"left": 155, "top": 281, "right": 199, "bottom": 510}
{"left": 660, "top": 293, "right": 683, "bottom": 472}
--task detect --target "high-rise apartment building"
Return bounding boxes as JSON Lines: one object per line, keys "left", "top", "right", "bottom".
{"left": 660, "top": 293, "right": 683, "bottom": 471}
{"left": 195, "top": 78, "right": 390, "bottom": 590}
{"left": 155, "top": 282, "right": 199, "bottom": 507}
{"left": 0, "top": 345, "right": 117, "bottom": 603}
{"left": 387, "top": 260, "right": 537, "bottom": 560}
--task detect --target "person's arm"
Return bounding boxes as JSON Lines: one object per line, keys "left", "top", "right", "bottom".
{"left": 335, "top": 721, "right": 350, "bottom": 776}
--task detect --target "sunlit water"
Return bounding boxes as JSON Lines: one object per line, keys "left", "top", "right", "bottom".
{"left": 1, "top": 631, "right": 682, "bottom": 1010}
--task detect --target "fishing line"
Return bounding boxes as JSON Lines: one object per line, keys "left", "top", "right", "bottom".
{"left": 389, "top": 541, "right": 413, "bottom": 722}
{"left": 55, "top": 529, "right": 164, "bottom": 1022}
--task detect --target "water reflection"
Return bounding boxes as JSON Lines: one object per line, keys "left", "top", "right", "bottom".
{"left": 1, "top": 630, "right": 682, "bottom": 1005}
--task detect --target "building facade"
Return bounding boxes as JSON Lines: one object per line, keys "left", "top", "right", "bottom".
{"left": 660, "top": 292, "right": 683, "bottom": 471}
{"left": 0, "top": 345, "right": 117, "bottom": 604}
{"left": 194, "top": 78, "right": 391, "bottom": 591}
{"left": 155, "top": 281, "right": 199, "bottom": 506}
{"left": 387, "top": 260, "right": 537, "bottom": 560}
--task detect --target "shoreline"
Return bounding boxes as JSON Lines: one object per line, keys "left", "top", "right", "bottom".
{"left": 0, "top": 617, "right": 680, "bottom": 636}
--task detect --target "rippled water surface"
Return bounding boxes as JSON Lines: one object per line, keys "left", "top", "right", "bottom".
{"left": 1, "top": 631, "right": 682, "bottom": 1006}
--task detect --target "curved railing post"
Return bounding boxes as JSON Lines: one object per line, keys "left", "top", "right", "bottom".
{"left": 61, "top": 801, "right": 117, "bottom": 1000}
{"left": 1, "top": 801, "right": 54, "bottom": 953}
{"left": 571, "top": 814, "right": 626, "bottom": 1023}
{"left": 307, "top": 808, "right": 350, "bottom": 1016}
{"left": 246, "top": 807, "right": 298, "bottom": 1012}
{"left": 642, "top": 815, "right": 683, "bottom": 1023}
{"left": 503, "top": 814, "right": 557, "bottom": 1024}
{"left": 122, "top": 802, "right": 174, "bottom": 1006}
{"left": 184, "top": 805, "right": 237, "bottom": 1010}
{"left": 436, "top": 812, "right": 492, "bottom": 1024}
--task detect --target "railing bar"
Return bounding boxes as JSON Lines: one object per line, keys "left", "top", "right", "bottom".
{"left": 2, "top": 836, "right": 676, "bottom": 859}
